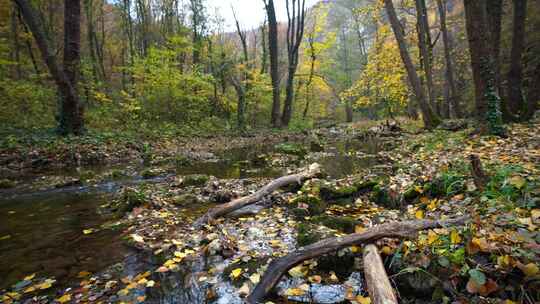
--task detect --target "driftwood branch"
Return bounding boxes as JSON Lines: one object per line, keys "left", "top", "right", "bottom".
{"left": 247, "top": 217, "right": 468, "bottom": 304}
{"left": 194, "top": 163, "right": 321, "bottom": 228}
{"left": 363, "top": 244, "right": 398, "bottom": 304}
{"left": 469, "top": 154, "right": 489, "bottom": 191}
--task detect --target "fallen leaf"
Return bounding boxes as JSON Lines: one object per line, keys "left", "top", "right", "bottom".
{"left": 355, "top": 295, "right": 371, "bottom": 304}
{"left": 517, "top": 262, "right": 539, "bottom": 277}
{"left": 415, "top": 210, "right": 424, "bottom": 219}
{"left": 450, "top": 230, "right": 461, "bottom": 244}
{"left": 288, "top": 265, "right": 306, "bottom": 278}
{"left": 56, "top": 294, "right": 71, "bottom": 303}
{"left": 249, "top": 273, "right": 261, "bottom": 284}
{"left": 230, "top": 268, "right": 242, "bottom": 279}
{"left": 131, "top": 234, "right": 144, "bottom": 243}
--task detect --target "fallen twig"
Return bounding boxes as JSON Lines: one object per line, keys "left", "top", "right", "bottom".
{"left": 247, "top": 216, "right": 468, "bottom": 303}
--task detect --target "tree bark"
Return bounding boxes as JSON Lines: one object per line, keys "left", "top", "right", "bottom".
{"left": 260, "top": 19, "right": 268, "bottom": 74}
{"left": 263, "top": 0, "right": 281, "bottom": 128}
{"left": 464, "top": 0, "right": 504, "bottom": 135}
{"left": 247, "top": 217, "right": 468, "bottom": 304}
{"left": 363, "top": 244, "right": 398, "bottom": 304}
{"left": 507, "top": 0, "right": 527, "bottom": 116}
{"left": 415, "top": 0, "right": 436, "bottom": 115}
{"left": 10, "top": 4, "right": 22, "bottom": 79}
{"left": 14, "top": 0, "right": 84, "bottom": 135}
{"left": 194, "top": 163, "right": 321, "bottom": 228}
{"left": 61, "top": 0, "right": 84, "bottom": 135}
{"left": 281, "top": 0, "right": 306, "bottom": 127}
{"left": 436, "top": 0, "right": 461, "bottom": 118}
{"left": 524, "top": 61, "right": 540, "bottom": 120}
{"left": 383, "top": 0, "right": 439, "bottom": 129}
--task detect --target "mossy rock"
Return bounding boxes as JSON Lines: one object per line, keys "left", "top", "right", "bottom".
{"left": 353, "top": 179, "right": 378, "bottom": 192}
{"left": 297, "top": 222, "right": 323, "bottom": 247}
{"left": 109, "top": 169, "right": 126, "bottom": 179}
{"left": 113, "top": 187, "right": 147, "bottom": 214}
{"left": 311, "top": 215, "right": 357, "bottom": 233}
{"left": 403, "top": 186, "right": 422, "bottom": 202}
{"left": 141, "top": 168, "right": 163, "bottom": 179}
{"left": 181, "top": 174, "right": 209, "bottom": 187}
{"left": 0, "top": 179, "right": 16, "bottom": 189}
{"left": 274, "top": 143, "right": 307, "bottom": 157}
{"left": 291, "top": 194, "right": 327, "bottom": 215}
{"left": 320, "top": 184, "right": 358, "bottom": 200}
{"left": 172, "top": 193, "right": 200, "bottom": 206}
{"left": 300, "top": 179, "right": 323, "bottom": 196}
{"left": 370, "top": 185, "right": 400, "bottom": 209}
{"left": 174, "top": 155, "right": 191, "bottom": 167}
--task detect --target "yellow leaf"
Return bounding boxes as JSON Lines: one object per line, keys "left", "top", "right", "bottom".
{"left": 427, "top": 230, "right": 439, "bottom": 244}
{"left": 288, "top": 265, "right": 306, "bottom": 278}
{"left": 230, "top": 268, "right": 242, "bottom": 279}
{"left": 146, "top": 280, "right": 155, "bottom": 287}
{"left": 354, "top": 225, "right": 366, "bottom": 233}
{"left": 355, "top": 295, "right": 372, "bottom": 304}
{"left": 508, "top": 176, "right": 526, "bottom": 189}
{"left": 23, "top": 286, "right": 36, "bottom": 293}
{"left": 351, "top": 245, "right": 360, "bottom": 253}
{"left": 381, "top": 246, "right": 393, "bottom": 255}
{"left": 284, "top": 287, "right": 307, "bottom": 296}
{"left": 517, "top": 262, "right": 539, "bottom": 277}
{"left": 77, "top": 271, "right": 91, "bottom": 278}
{"left": 56, "top": 294, "right": 71, "bottom": 303}
{"left": 23, "top": 274, "right": 36, "bottom": 281}
{"left": 450, "top": 230, "right": 461, "bottom": 244}
{"left": 427, "top": 199, "right": 438, "bottom": 211}
{"left": 249, "top": 273, "right": 261, "bottom": 284}
{"left": 38, "top": 281, "right": 53, "bottom": 290}
{"left": 82, "top": 229, "right": 94, "bottom": 235}
{"left": 415, "top": 210, "right": 424, "bottom": 219}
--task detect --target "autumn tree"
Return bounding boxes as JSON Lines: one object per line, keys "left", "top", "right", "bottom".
{"left": 14, "top": 0, "right": 84, "bottom": 135}
{"left": 263, "top": 0, "right": 281, "bottom": 127}
{"left": 383, "top": 0, "right": 440, "bottom": 129}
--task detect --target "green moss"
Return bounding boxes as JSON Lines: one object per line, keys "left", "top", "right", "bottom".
{"left": 297, "top": 223, "right": 323, "bottom": 247}
{"left": 370, "top": 185, "right": 400, "bottom": 209}
{"left": 353, "top": 179, "right": 378, "bottom": 192}
{"left": 291, "top": 194, "right": 327, "bottom": 215}
{"left": 0, "top": 179, "right": 16, "bottom": 189}
{"left": 274, "top": 142, "right": 307, "bottom": 157}
{"left": 181, "top": 174, "right": 209, "bottom": 186}
{"left": 174, "top": 155, "right": 191, "bottom": 166}
{"left": 141, "top": 168, "right": 162, "bottom": 179}
{"left": 320, "top": 184, "right": 358, "bottom": 200}
{"left": 172, "top": 193, "right": 199, "bottom": 206}
{"left": 311, "top": 215, "right": 357, "bottom": 233}
{"left": 109, "top": 169, "right": 126, "bottom": 179}
{"left": 403, "top": 186, "right": 421, "bottom": 201}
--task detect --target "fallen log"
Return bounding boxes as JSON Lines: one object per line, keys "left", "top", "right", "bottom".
{"left": 247, "top": 216, "right": 467, "bottom": 304}
{"left": 193, "top": 163, "right": 321, "bottom": 228}
{"left": 363, "top": 244, "right": 397, "bottom": 304}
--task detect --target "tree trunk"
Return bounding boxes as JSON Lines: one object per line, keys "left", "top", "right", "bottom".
{"left": 14, "top": 0, "right": 84, "bottom": 135}
{"left": 260, "top": 19, "right": 268, "bottom": 74}
{"left": 282, "top": 0, "right": 306, "bottom": 127}
{"left": 464, "top": 0, "right": 504, "bottom": 135}
{"left": 415, "top": 0, "right": 436, "bottom": 114}
{"left": 363, "top": 244, "right": 398, "bottom": 304}
{"left": 264, "top": 0, "right": 281, "bottom": 127}
{"left": 383, "top": 0, "right": 439, "bottom": 129}
{"left": 486, "top": 0, "right": 502, "bottom": 93}
{"left": 507, "top": 0, "right": 527, "bottom": 116}
{"left": 10, "top": 4, "right": 22, "bottom": 79}
{"left": 437, "top": 0, "right": 461, "bottom": 118}
{"left": 524, "top": 61, "right": 539, "bottom": 120}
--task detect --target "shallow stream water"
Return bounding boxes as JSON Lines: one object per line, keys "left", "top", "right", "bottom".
{"left": 0, "top": 137, "right": 384, "bottom": 295}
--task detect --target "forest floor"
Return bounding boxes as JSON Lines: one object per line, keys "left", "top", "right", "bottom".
{"left": 0, "top": 119, "right": 539, "bottom": 304}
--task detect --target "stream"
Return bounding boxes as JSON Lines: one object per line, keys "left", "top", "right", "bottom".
{"left": 0, "top": 137, "right": 386, "bottom": 301}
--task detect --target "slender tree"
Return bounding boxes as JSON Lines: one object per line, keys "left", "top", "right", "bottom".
{"left": 415, "top": 0, "right": 436, "bottom": 114}
{"left": 436, "top": 0, "right": 461, "bottom": 118}
{"left": 281, "top": 0, "right": 306, "bottom": 127}
{"left": 263, "top": 0, "right": 281, "bottom": 127}
{"left": 231, "top": 7, "right": 250, "bottom": 130}
{"left": 383, "top": 0, "right": 439, "bottom": 129}
{"left": 507, "top": 0, "right": 527, "bottom": 116}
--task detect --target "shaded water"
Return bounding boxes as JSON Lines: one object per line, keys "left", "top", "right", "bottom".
{"left": 0, "top": 137, "right": 384, "bottom": 292}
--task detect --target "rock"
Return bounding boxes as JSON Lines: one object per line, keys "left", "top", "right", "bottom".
{"left": 210, "top": 189, "right": 234, "bottom": 203}
{"left": 0, "top": 178, "right": 16, "bottom": 189}
{"left": 141, "top": 168, "right": 163, "bottom": 179}
{"left": 182, "top": 174, "right": 210, "bottom": 187}
{"left": 275, "top": 143, "right": 307, "bottom": 157}
{"left": 54, "top": 178, "right": 82, "bottom": 188}
{"left": 296, "top": 223, "right": 323, "bottom": 247}
{"left": 310, "top": 140, "right": 325, "bottom": 152}
{"left": 291, "top": 195, "right": 327, "bottom": 216}
{"left": 172, "top": 193, "right": 200, "bottom": 206}
{"left": 228, "top": 204, "right": 265, "bottom": 218}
